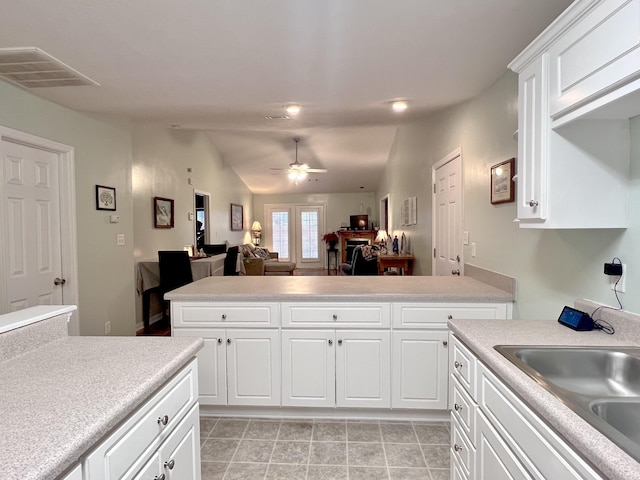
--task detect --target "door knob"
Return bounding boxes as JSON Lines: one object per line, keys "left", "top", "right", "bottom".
{"left": 529, "top": 200, "right": 539, "bottom": 207}
{"left": 54, "top": 277, "right": 66, "bottom": 286}
{"left": 451, "top": 269, "right": 460, "bottom": 276}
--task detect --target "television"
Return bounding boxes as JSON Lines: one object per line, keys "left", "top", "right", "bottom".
{"left": 350, "top": 214, "right": 369, "bottom": 230}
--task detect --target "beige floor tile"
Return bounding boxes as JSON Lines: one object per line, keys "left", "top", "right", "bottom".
{"left": 270, "top": 440, "right": 311, "bottom": 464}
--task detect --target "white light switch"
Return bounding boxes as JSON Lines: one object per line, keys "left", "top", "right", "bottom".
{"left": 188, "top": 212, "right": 194, "bottom": 221}
{"left": 462, "top": 231, "right": 469, "bottom": 246}
{"left": 116, "top": 234, "right": 125, "bottom": 246}
{"left": 471, "top": 242, "right": 477, "bottom": 258}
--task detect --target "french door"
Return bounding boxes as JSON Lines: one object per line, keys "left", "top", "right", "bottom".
{"left": 265, "top": 204, "right": 325, "bottom": 269}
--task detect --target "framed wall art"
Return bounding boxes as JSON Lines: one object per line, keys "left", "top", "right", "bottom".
{"left": 230, "top": 203, "right": 243, "bottom": 231}
{"left": 95, "top": 185, "right": 116, "bottom": 211}
{"left": 154, "top": 196, "right": 174, "bottom": 228}
{"left": 490, "top": 158, "right": 515, "bottom": 205}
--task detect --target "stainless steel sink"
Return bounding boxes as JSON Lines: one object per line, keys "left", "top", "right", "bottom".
{"left": 495, "top": 345, "right": 640, "bottom": 463}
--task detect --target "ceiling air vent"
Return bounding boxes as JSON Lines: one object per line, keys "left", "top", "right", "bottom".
{"left": 0, "top": 47, "right": 99, "bottom": 88}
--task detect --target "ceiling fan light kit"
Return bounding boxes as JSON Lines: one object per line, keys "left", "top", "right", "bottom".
{"left": 270, "top": 138, "right": 328, "bottom": 182}
{"left": 392, "top": 100, "right": 408, "bottom": 112}
{"left": 285, "top": 104, "right": 301, "bottom": 115}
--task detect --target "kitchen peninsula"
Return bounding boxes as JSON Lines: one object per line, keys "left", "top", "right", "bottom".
{"left": 167, "top": 274, "right": 514, "bottom": 416}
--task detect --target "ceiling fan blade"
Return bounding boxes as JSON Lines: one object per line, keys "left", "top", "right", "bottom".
{"left": 270, "top": 167, "right": 288, "bottom": 171}
{"left": 306, "top": 168, "right": 328, "bottom": 173}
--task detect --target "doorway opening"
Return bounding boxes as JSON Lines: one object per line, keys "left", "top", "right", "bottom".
{"left": 194, "top": 191, "right": 210, "bottom": 251}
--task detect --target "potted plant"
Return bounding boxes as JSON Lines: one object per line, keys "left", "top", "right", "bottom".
{"left": 322, "top": 231, "right": 339, "bottom": 250}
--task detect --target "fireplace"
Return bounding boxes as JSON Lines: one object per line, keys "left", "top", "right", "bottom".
{"left": 345, "top": 239, "right": 370, "bottom": 263}
{"left": 339, "top": 230, "right": 377, "bottom": 263}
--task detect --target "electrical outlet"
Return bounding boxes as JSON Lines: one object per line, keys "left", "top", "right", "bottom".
{"left": 105, "top": 321, "right": 111, "bottom": 335}
{"left": 610, "top": 263, "right": 627, "bottom": 293}
{"left": 116, "top": 234, "right": 125, "bottom": 246}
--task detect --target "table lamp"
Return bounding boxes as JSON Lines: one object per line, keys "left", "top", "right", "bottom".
{"left": 251, "top": 221, "right": 262, "bottom": 246}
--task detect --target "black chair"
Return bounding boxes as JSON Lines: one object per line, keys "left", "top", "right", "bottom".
{"left": 224, "top": 246, "right": 240, "bottom": 276}
{"left": 341, "top": 245, "right": 379, "bottom": 276}
{"left": 202, "top": 243, "right": 227, "bottom": 256}
{"left": 158, "top": 250, "right": 194, "bottom": 323}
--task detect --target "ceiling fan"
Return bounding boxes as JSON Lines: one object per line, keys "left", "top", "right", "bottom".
{"left": 271, "top": 138, "right": 328, "bottom": 181}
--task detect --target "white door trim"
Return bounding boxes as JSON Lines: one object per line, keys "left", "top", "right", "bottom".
{"left": 431, "top": 147, "right": 463, "bottom": 276}
{"left": 0, "top": 126, "right": 79, "bottom": 333}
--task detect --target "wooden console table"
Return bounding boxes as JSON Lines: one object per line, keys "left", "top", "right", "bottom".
{"left": 339, "top": 230, "right": 377, "bottom": 263}
{"left": 378, "top": 254, "right": 415, "bottom": 275}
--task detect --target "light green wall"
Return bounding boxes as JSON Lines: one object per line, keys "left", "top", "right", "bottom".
{"left": 379, "top": 71, "right": 640, "bottom": 320}
{"left": 132, "top": 125, "right": 253, "bottom": 324}
{"left": 0, "top": 80, "right": 135, "bottom": 336}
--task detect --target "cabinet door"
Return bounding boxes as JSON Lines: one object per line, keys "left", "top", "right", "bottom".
{"left": 476, "top": 412, "right": 532, "bottom": 480}
{"left": 226, "top": 329, "right": 281, "bottom": 406}
{"left": 391, "top": 330, "right": 448, "bottom": 409}
{"left": 174, "top": 328, "right": 226, "bottom": 405}
{"left": 132, "top": 452, "right": 162, "bottom": 480}
{"left": 517, "top": 54, "right": 548, "bottom": 223}
{"left": 60, "top": 464, "right": 83, "bottom": 480}
{"left": 282, "top": 330, "right": 335, "bottom": 407}
{"left": 336, "top": 330, "right": 390, "bottom": 408}
{"left": 159, "top": 404, "right": 201, "bottom": 480}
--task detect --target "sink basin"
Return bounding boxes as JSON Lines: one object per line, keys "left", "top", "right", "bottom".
{"left": 495, "top": 345, "right": 640, "bottom": 463}
{"left": 510, "top": 347, "right": 640, "bottom": 396}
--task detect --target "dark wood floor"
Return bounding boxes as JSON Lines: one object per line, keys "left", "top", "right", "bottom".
{"left": 137, "top": 268, "right": 339, "bottom": 336}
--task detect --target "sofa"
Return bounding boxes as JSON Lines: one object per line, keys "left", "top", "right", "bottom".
{"left": 239, "top": 243, "right": 296, "bottom": 275}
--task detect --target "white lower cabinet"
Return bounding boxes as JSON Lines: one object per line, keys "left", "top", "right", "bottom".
{"left": 133, "top": 405, "right": 201, "bottom": 480}
{"left": 282, "top": 329, "right": 390, "bottom": 408}
{"left": 84, "top": 360, "right": 200, "bottom": 480}
{"left": 174, "top": 328, "right": 280, "bottom": 406}
{"left": 61, "top": 464, "right": 82, "bottom": 480}
{"left": 449, "top": 334, "right": 603, "bottom": 480}
{"left": 391, "top": 330, "right": 449, "bottom": 409}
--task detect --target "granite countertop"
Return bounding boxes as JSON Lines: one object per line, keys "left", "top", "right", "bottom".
{"left": 448, "top": 318, "right": 640, "bottom": 480}
{"left": 1, "top": 335, "right": 203, "bottom": 480}
{"left": 165, "top": 275, "right": 514, "bottom": 302}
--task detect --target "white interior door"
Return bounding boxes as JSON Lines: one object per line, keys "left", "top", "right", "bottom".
{"left": 432, "top": 149, "right": 463, "bottom": 276}
{"left": 2, "top": 139, "right": 63, "bottom": 310}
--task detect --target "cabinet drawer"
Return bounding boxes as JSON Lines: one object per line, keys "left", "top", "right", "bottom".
{"left": 451, "top": 335, "right": 477, "bottom": 399}
{"left": 452, "top": 417, "right": 475, "bottom": 478}
{"left": 282, "top": 303, "right": 390, "bottom": 327}
{"left": 451, "top": 376, "right": 476, "bottom": 443}
{"left": 85, "top": 360, "right": 198, "bottom": 480}
{"left": 172, "top": 302, "right": 279, "bottom": 327}
{"left": 478, "top": 363, "right": 602, "bottom": 480}
{"left": 549, "top": 0, "right": 640, "bottom": 118}
{"left": 393, "top": 303, "right": 507, "bottom": 327}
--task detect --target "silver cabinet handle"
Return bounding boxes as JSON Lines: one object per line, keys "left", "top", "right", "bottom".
{"left": 529, "top": 200, "right": 539, "bottom": 207}
{"left": 442, "top": 340, "right": 448, "bottom": 347}
{"left": 157, "top": 415, "right": 169, "bottom": 425}
{"left": 227, "top": 338, "right": 231, "bottom": 345}
{"left": 221, "top": 314, "right": 227, "bottom": 320}
{"left": 332, "top": 314, "right": 338, "bottom": 320}
{"left": 164, "top": 459, "right": 175, "bottom": 470}
{"left": 154, "top": 474, "right": 166, "bottom": 480}
{"left": 453, "top": 444, "right": 463, "bottom": 452}
{"left": 447, "top": 315, "right": 453, "bottom": 320}
{"left": 217, "top": 338, "right": 222, "bottom": 344}
{"left": 54, "top": 277, "right": 66, "bottom": 286}
{"left": 454, "top": 361, "right": 463, "bottom": 369}
{"left": 454, "top": 403, "right": 463, "bottom": 411}
{"left": 328, "top": 339, "right": 333, "bottom": 345}
{"left": 337, "top": 339, "right": 343, "bottom": 345}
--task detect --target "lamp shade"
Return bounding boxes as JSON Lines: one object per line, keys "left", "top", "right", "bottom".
{"left": 251, "top": 221, "right": 262, "bottom": 232}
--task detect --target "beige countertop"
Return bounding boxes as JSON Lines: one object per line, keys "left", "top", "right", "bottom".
{"left": 1, "top": 332, "right": 203, "bottom": 480}
{"left": 448, "top": 317, "right": 640, "bottom": 480}
{"left": 165, "top": 275, "right": 514, "bottom": 303}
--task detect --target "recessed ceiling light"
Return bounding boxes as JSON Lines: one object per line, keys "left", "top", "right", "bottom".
{"left": 285, "top": 104, "right": 301, "bottom": 115}
{"left": 391, "top": 101, "right": 408, "bottom": 113}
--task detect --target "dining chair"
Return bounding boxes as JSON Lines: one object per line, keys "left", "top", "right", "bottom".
{"left": 223, "top": 246, "right": 240, "bottom": 276}
{"left": 158, "top": 250, "right": 194, "bottom": 323}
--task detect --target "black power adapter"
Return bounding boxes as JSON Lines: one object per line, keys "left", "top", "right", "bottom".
{"left": 604, "top": 262, "right": 623, "bottom": 276}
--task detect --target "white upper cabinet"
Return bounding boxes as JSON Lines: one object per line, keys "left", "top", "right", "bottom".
{"left": 509, "top": 0, "right": 635, "bottom": 229}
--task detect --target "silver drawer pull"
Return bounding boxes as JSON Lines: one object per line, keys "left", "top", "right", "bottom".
{"left": 332, "top": 314, "right": 338, "bottom": 320}
{"left": 217, "top": 338, "right": 222, "bottom": 344}
{"left": 338, "top": 339, "right": 343, "bottom": 345}
{"left": 157, "top": 415, "right": 169, "bottom": 426}
{"left": 164, "top": 459, "right": 175, "bottom": 470}
{"left": 154, "top": 475, "right": 166, "bottom": 480}
{"left": 328, "top": 339, "right": 333, "bottom": 345}
{"left": 453, "top": 444, "right": 463, "bottom": 452}
{"left": 454, "top": 361, "right": 463, "bottom": 369}
{"left": 227, "top": 338, "right": 232, "bottom": 345}
{"left": 221, "top": 314, "right": 227, "bottom": 320}
{"left": 447, "top": 315, "right": 453, "bottom": 320}
{"left": 454, "top": 403, "right": 463, "bottom": 411}
{"left": 442, "top": 340, "right": 448, "bottom": 347}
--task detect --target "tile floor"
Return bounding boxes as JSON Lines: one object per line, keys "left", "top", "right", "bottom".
{"left": 199, "top": 416, "right": 451, "bottom": 480}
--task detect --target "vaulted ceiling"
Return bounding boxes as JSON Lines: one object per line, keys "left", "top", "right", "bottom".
{"left": 0, "top": 0, "right": 573, "bottom": 193}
